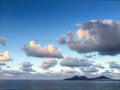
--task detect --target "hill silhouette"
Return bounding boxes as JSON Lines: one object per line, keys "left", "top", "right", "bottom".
{"left": 64, "top": 75, "right": 112, "bottom": 80}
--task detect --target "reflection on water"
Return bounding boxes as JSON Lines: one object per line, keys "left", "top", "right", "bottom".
{"left": 0, "top": 80, "right": 120, "bottom": 90}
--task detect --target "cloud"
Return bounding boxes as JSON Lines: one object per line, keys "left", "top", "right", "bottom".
{"left": 101, "top": 70, "right": 120, "bottom": 79}
{"left": 61, "top": 69, "right": 77, "bottom": 74}
{"left": 60, "top": 56, "right": 93, "bottom": 67}
{"left": 42, "top": 58, "right": 57, "bottom": 70}
{"left": 0, "top": 63, "right": 6, "bottom": 66}
{"left": 0, "top": 62, "right": 36, "bottom": 79}
{"left": 80, "top": 66, "right": 99, "bottom": 73}
{"left": 2, "top": 70, "right": 23, "bottom": 76}
{"left": 23, "top": 40, "right": 63, "bottom": 58}
{"left": 84, "top": 55, "right": 93, "bottom": 58}
{"left": 0, "top": 51, "right": 11, "bottom": 61}
{"left": 7, "top": 66, "right": 11, "bottom": 68}
{"left": 20, "top": 62, "right": 35, "bottom": 72}
{"left": 106, "top": 61, "right": 120, "bottom": 69}
{"left": 0, "top": 37, "right": 6, "bottom": 46}
{"left": 96, "top": 64, "right": 104, "bottom": 69}
{"left": 58, "top": 19, "right": 120, "bottom": 55}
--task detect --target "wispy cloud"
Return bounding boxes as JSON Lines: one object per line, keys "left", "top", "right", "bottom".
{"left": 0, "top": 37, "right": 6, "bottom": 46}
{"left": 80, "top": 66, "right": 99, "bottom": 73}
{"left": 61, "top": 69, "right": 78, "bottom": 75}
{"left": 0, "top": 62, "right": 6, "bottom": 66}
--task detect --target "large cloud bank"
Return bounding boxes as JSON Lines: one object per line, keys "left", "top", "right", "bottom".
{"left": 58, "top": 19, "right": 120, "bottom": 55}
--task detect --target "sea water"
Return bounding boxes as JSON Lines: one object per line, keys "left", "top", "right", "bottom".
{"left": 0, "top": 80, "right": 119, "bottom": 90}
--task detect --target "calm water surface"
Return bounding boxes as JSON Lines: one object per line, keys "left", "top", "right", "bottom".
{"left": 0, "top": 80, "right": 119, "bottom": 90}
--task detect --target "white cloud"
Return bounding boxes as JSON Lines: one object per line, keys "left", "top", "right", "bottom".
{"left": 60, "top": 56, "right": 93, "bottom": 67}
{"left": 23, "top": 40, "right": 63, "bottom": 58}
{"left": 58, "top": 19, "right": 120, "bottom": 55}
{"left": 0, "top": 51, "right": 11, "bottom": 61}
{"left": 42, "top": 58, "right": 57, "bottom": 70}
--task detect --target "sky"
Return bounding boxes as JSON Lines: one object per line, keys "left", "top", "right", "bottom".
{"left": 0, "top": 0, "right": 120, "bottom": 80}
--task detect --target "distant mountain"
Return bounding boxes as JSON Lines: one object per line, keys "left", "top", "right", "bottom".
{"left": 91, "top": 76, "right": 111, "bottom": 80}
{"left": 64, "top": 75, "right": 112, "bottom": 80}
{"left": 65, "top": 75, "right": 88, "bottom": 80}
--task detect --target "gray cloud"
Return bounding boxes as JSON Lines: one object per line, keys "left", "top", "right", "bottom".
{"left": 95, "top": 63, "right": 105, "bottom": 69}
{"left": 84, "top": 54, "right": 97, "bottom": 58}
{"left": 80, "top": 66, "right": 99, "bottom": 73}
{"left": 61, "top": 69, "right": 77, "bottom": 74}
{"left": 0, "top": 68, "right": 119, "bottom": 80}
{"left": 57, "top": 34, "right": 67, "bottom": 44}
{"left": 0, "top": 63, "right": 6, "bottom": 66}
{"left": 6, "top": 66, "right": 11, "bottom": 68}
{"left": 60, "top": 56, "right": 93, "bottom": 67}
{"left": 107, "top": 61, "right": 120, "bottom": 69}
{"left": 23, "top": 40, "right": 63, "bottom": 58}
{"left": 3, "top": 70, "right": 23, "bottom": 76}
{"left": 42, "top": 58, "right": 57, "bottom": 70}
{"left": 58, "top": 19, "right": 120, "bottom": 55}
{"left": 0, "top": 67, "right": 79, "bottom": 80}
{"left": 20, "top": 62, "right": 35, "bottom": 72}
{"left": 0, "top": 37, "right": 6, "bottom": 46}
{"left": 101, "top": 70, "right": 120, "bottom": 79}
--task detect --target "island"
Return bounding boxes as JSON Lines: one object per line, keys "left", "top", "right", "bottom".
{"left": 64, "top": 75, "right": 113, "bottom": 80}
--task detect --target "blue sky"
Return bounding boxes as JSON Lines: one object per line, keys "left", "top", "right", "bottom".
{"left": 0, "top": 0, "right": 120, "bottom": 79}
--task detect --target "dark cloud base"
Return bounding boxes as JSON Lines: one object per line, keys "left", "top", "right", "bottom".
{"left": 58, "top": 20, "right": 120, "bottom": 55}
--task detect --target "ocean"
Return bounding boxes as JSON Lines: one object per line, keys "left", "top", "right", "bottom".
{"left": 0, "top": 80, "right": 119, "bottom": 90}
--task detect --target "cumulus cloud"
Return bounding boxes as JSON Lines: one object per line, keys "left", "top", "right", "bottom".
{"left": 23, "top": 40, "right": 63, "bottom": 58}
{"left": 58, "top": 19, "right": 120, "bottom": 55}
{"left": 106, "top": 61, "right": 120, "bottom": 69}
{"left": 20, "top": 62, "right": 35, "bottom": 72}
{"left": 0, "top": 37, "right": 6, "bottom": 46}
{"left": 0, "top": 51, "right": 11, "bottom": 61}
{"left": 42, "top": 58, "right": 57, "bottom": 70}
{"left": 60, "top": 56, "right": 93, "bottom": 67}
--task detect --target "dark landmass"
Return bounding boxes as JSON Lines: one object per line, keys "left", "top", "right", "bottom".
{"left": 64, "top": 75, "right": 119, "bottom": 81}
{"left": 65, "top": 76, "right": 88, "bottom": 80}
